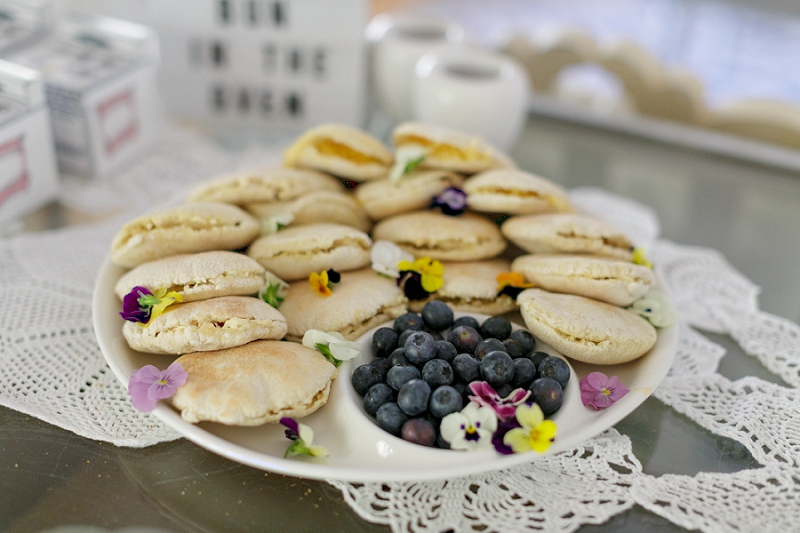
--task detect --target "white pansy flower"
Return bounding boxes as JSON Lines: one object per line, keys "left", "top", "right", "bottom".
{"left": 260, "top": 213, "right": 294, "bottom": 235}
{"left": 440, "top": 403, "right": 498, "bottom": 451}
{"left": 388, "top": 146, "right": 428, "bottom": 183}
{"left": 258, "top": 271, "right": 290, "bottom": 308}
{"left": 371, "top": 240, "right": 414, "bottom": 278}
{"left": 627, "top": 290, "right": 677, "bottom": 328}
{"left": 302, "top": 329, "right": 362, "bottom": 365}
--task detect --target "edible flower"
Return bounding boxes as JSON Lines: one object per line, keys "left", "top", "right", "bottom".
{"left": 579, "top": 372, "right": 629, "bottom": 410}
{"left": 468, "top": 381, "right": 531, "bottom": 421}
{"left": 492, "top": 417, "right": 522, "bottom": 455}
{"left": 496, "top": 272, "right": 535, "bottom": 299}
{"left": 627, "top": 290, "right": 677, "bottom": 328}
{"left": 371, "top": 240, "right": 414, "bottom": 278}
{"left": 430, "top": 187, "right": 467, "bottom": 216}
{"left": 120, "top": 286, "right": 182, "bottom": 327}
{"left": 309, "top": 269, "right": 340, "bottom": 297}
{"left": 280, "top": 417, "right": 329, "bottom": 458}
{"left": 127, "top": 362, "right": 188, "bottom": 413}
{"left": 260, "top": 213, "right": 294, "bottom": 235}
{"left": 389, "top": 146, "right": 427, "bottom": 183}
{"left": 259, "top": 272, "right": 290, "bottom": 308}
{"left": 502, "top": 403, "right": 557, "bottom": 454}
{"left": 631, "top": 247, "right": 652, "bottom": 269}
{"left": 440, "top": 402, "right": 498, "bottom": 451}
{"left": 302, "top": 329, "right": 361, "bottom": 366}
{"left": 397, "top": 257, "right": 444, "bottom": 293}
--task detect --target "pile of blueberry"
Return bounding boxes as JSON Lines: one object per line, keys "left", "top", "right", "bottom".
{"left": 350, "top": 300, "right": 571, "bottom": 448}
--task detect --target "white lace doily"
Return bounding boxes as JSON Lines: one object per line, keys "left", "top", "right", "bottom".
{"left": 2, "top": 126, "right": 799, "bottom": 532}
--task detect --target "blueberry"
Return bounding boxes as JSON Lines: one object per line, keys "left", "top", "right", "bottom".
{"left": 397, "top": 379, "right": 432, "bottom": 416}
{"left": 452, "top": 316, "right": 480, "bottom": 330}
{"left": 538, "top": 356, "right": 571, "bottom": 388}
{"left": 452, "top": 353, "right": 481, "bottom": 383}
{"left": 452, "top": 381, "right": 469, "bottom": 403}
{"left": 511, "top": 358, "right": 536, "bottom": 389}
{"left": 364, "top": 383, "right": 394, "bottom": 416}
{"left": 393, "top": 312, "right": 424, "bottom": 334}
{"left": 480, "top": 351, "right": 515, "bottom": 388}
{"left": 447, "top": 326, "right": 483, "bottom": 354}
{"left": 474, "top": 338, "right": 506, "bottom": 360}
{"left": 434, "top": 340, "right": 457, "bottom": 363}
{"left": 496, "top": 384, "right": 513, "bottom": 398}
{"left": 397, "top": 329, "right": 416, "bottom": 349}
{"left": 421, "top": 359, "right": 454, "bottom": 388}
{"left": 372, "top": 327, "right": 398, "bottom": 358}
{"left": 376, "top": 402, "right": 408, "bottom": 436}
{"left": 351, "top": 364, "right": 382, "bottom": 396}
{"left": 404, "top": 331, "right": 437, "bottom": 366}
{"left": 429, "top": 385, "right": 463, "bottom": 418}
{"left": 369, "top": 357, "right": 391, "bottom": 381}
{"left": 421, "top": 300, "right": 454, "bottom": 331}
{"left": 401, "top": 418, "right": 436, "bottom": 447}
{"left": 527, "top": 350, "right": 550, "bottom": 369}
{"left": 423, "top": 327, "right": 443, "bottom": 341}
{"left": 502, "top": 338, "right": 527, "bottom": 359}
{"left": 509, "top": 329, "right": 537, "bottom": 354}
{"left": 387, "top": 364, "right": 421, "bottom": 391}
{"left": 387, "top": 347, "right": 409, "bottom": 367}
{"left": 529, "top": 377, "right": 563, "bottom": 415}
{"left": 480, "top": 316, "right": 512, "bottom": 340}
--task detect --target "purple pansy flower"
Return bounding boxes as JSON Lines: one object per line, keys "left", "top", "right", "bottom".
{"left": 579, "top": 372, "right": 629, "bottom": 410}
{"left": 492, "top": 417, "right": 523, "bottom": 455}
{"left": 279, "top": 417, "right": 328, "bottom": 458}
{"left": 120, "top": 286, "right": 153, "bottom": 323}
{"left": 397, "top": 270, "right": 430, "bottom": 300}
{"left": 430, "top": 187, "right": 467, "bottom": 216}
{"left": 468, "top": 381, "right": 531, "bottom": 421}
{"left": 127, "top": 362, "right": 188, "bottom": 412}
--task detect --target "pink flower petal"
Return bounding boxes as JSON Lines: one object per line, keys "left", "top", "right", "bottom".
{"left": 582, "top": 371, "right": 609, "bottom": 391}
{"left": 164, "top": 362, "right": 189, "bottom": 388}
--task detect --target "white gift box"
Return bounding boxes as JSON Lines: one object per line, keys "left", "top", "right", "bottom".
{"left": 8, "top": 13, "right": 162, "bottom": 179}
{"left": 0, "top": 0, "right": 51, "bottom": 55}
{"left": 148, "top": 0, "right": 368, "bottom": 131}
{"left": 0, "top": 58, "right": 58, "bottom": 223}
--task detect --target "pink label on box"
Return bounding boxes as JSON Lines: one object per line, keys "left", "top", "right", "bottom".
{"left": 0, "top": 136, "right": 28, "bottom": 208}
{"left": 98, "top": 89, "right": 139, "bottom": 155}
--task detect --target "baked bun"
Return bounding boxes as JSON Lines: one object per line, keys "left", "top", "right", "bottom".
{"left": 392, "top": 122, "right": 515, "bottom": 174}
{"left": 372, "top": 211, "right": 506, "bottom": 261}
{"left": 511, "top": 254, "right": 654, "bottom": 306}
{"left": 246, "top": 223, "right": 371, "bottom": 281}
{"left": 354, "top": 170, "right": 464, "bottom": 221}
{"left": 408, "top": 259, "right": 516, "bottom": 315}
{"left": 279, "top": 268, "right": 407, "bottom": 342}
{"left": 244, "top": 190, "right": 372, "bottom": 233}
{"left": 283, "top": 123, "right": 393, "bottom": 181}
{"left": 501, "top": 213, "right": 633, "bottom": 260}
{"left": 111, "top": 203, "right": 260, "bottom": 268}
{"left": 122, "top": 296, "right": 287, "bottom": 354}
{"left": 517, "top": 288, "right": 657, "bottom": 364}
{"left": 187, "top": 167, "right": 344, "bottom": 206}
{"left": 114, "top": 251, "right": 265, "bottom": 303}
{"left": 463, "top": 169, "right": 572, "bottom": 215}
{"left": 170, "top": 340, "right": 336, "bottom": 425}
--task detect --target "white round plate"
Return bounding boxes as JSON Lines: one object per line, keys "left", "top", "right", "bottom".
{"left": 94, "top": 258, "right": 679, "bottom": 482}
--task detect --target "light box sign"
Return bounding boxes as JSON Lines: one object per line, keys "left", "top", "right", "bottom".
{"left": 148, "top": 0, "right": 369, "bottom": 130}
